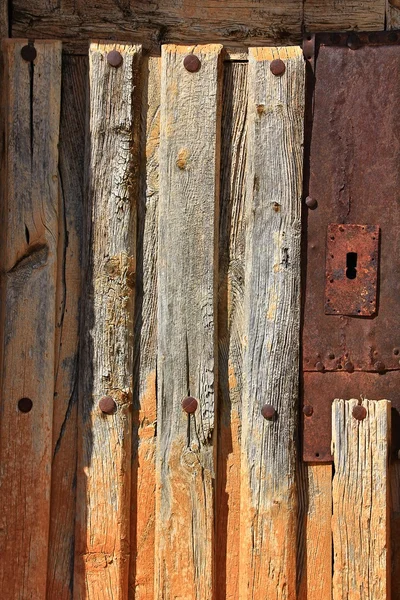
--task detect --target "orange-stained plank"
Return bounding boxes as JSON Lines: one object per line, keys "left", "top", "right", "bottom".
{"left": 155, "top": 44, "right": 223, "bottom": 600}
{"left": 216, "top": 60, "right": 247, "bottom": 600}
{"left": 74, "top": 42, "right": 141, "bottom": 600}
{"left": 0, "top": 38, "right": 61, "bottom": 598}
{"left": 239, "top": 46, "right": 305, "bottom": 599}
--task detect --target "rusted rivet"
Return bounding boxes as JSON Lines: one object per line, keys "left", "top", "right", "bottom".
{"left": 270, "top": 59, "right": 286, "bottom": 76}
{"left": 315, "top": 361, "right": 325, "bottom": 372}
{"left": 303, "top": 405, "right": 314, "bottom": 417}
{"left": 347, "top": 33, "right": 362, "bottom": 51}
{"left": 352, "top": 405, "right": 367, "bottom": 421}
{"left": 393, "top": 348, "right": 399, "bottom": 356}
{"left": 305, "top": 196, "right": 317, "bottom": 209}
{"left": 261, "top": 404, "right": 276, "bottom": 420}
{"left": 344, "top": 361, "right": 354, "bottom": 373}
{"left": 107, "top": 50, "right": 123, "bottom": 68}
{"left": 182, "top": 396, "right": 198, "bottom": 414}
{"left": 183, "top": 54, "right": 201, "bottom": 73}
{"left": 328, "top": 353, "right": 335, "bottom": 360}
{"left": 374, "top": 361, "right": 386, "bottom": 372}
{"left": 21, "top": 45, "right": 37, "bottom": 62}
{"left": 18, "top": 397, "right": 33, "bottom": 413}
{"left": 99, "top": 396, "right": 117, "bottom": 414}
{"left": 388, "top": 31, "right": 398, "bottom": 43}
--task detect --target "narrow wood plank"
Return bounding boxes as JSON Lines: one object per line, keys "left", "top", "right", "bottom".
{"left": 332, "top": 399, "right": 391, "bottom": 600}
{"left": 304, "top": 0, "right": 385, "bottom": 31}
{"left": 386, "top": 1, "right": 400, "bottom": 29}
{"left": 216, "top": 60, "right": 247, "bottom": 600}
{"left": 0, "top": 38, "right": 61, "bottom": 598}
{"left": 74, "top": 41, "right": 141, "bottom": 600}
{"left": 391, "top": 461, "right": 400, "bottom": 600}
{"left": 239, "top": 46, "right": 305, "bottom": 600}
{"left": 47, "top": 54, "right": 87, "bottom": 600}
{"left": 129, "top": 55, "right": 160, "bottom": 600}
{"left": 297, "top": 464, "right": 332, "bottom": 600}
{"left": 156, "top": 43, "right": 222, "bottom": 600}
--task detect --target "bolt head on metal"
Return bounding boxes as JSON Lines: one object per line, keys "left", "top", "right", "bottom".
{"left": 270, "top": 59, "right": 286, "bottom": 76}
{"left": 315, "top": 361, "right": 325, "bottom": 372}
{"left": 183, "top": 54, "right": 201, "bottom": 73}
{"left": 344, "top": 361, "right": 354, "bottom": 373}
{"left": 303, "top": 405, "right": 314, "bottom": 417}
{"left": 347, "top": 33, "right": 362, "bottom": 51}
{"left": 305, "top": 196, "right": 318, "bottom": 209}
{"left": 21, "top": 45, "right": 37, "bottom": 62}
{"left": 181, "top": 396, "right": 198, "bottom": 414}
{"left": 107, "top": 50, "right": 123, "bottom": 68}
{"left": 18, "top": 397, "right": 33, "bottom": 413}
{"left": 374, "top": 361, "right": 385, "bottom": 372}
{"left": 352, "top": 405, "right": 367, "bottom": 421}
{"left": 99, "top": 396, "right": 117, "bottom": 414}
{"left": 261, "top": 404, "right": 276, "bottom": 420}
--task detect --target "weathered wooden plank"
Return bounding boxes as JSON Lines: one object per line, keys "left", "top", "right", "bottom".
{"left": 239, "top": 46, "right": 304, "bottom": 599}
{"left": 74, "top": 41, "right": 141, "bottom": 600}
{"left": 304, "top": 0, "right": 385, "bottom": 32}
{"left": 129, "top": 54, "right": 160, "bottom": 600}
{"left": 332, "top": 399, "right": 391, "bottom": 600}
{"left": 216, "top": 60, "right": 247, "bottom": 600}
{"left": 297, "top": 464, "right": 332, "bottom": 600}
{"left": 47, "top": 54, "right": 87, "bottom": 600}
{"left": 391, "top": 461, "right": 400, "bottom": 600}
{"left": 156, "top": 43, "right": 222, "bottom": 600}
{"left": 0, "top": 38, "right": 61, "bottom": 598}
{"left": 386, "top": 0, "right": 400, "bottom": 28}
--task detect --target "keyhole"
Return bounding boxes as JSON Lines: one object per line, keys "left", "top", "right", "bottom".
{"left": 346, "top": 252, "right": 357, "bottom": 279}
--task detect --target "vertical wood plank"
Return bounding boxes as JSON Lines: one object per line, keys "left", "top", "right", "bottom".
{"left": 47, "top": 54, "right": 87, "bottom": 600}
{"left": 391, "top": 461, "right": 400, "bottom": 600}
{"left": 332, "top": 399, "right": 391, "bottom": 600}
{"left": 386, "top": 1, "right": 400, "bottom": 29}
{"left": 156, "top": 43, "right": 222, "bottom": 600}
{"left": 74, "top": 41, "right": 141, "bottom": 600}
{"left": 239, "top": 46, "right": 305, "bottom": 600}
{"left": 130, "top": 55, "right": 160, "bottom": 600}
{"left": 0, "top": 39, "right": 61, "bottom": 598}
{"left": 216, "top": 60, "right": 247, "bottom": 600}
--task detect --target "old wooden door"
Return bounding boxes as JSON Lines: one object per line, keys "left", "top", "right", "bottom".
{"left": 0, "top": 5, "right": 399, "bottom": 599}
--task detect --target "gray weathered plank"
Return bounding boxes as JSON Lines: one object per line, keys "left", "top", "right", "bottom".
{"left": 74, "top": 41, "right": 141, "bottom": 600}
{"left": 0, "top": 38, "right": 61, "bottom": 598}
{"left": 155, "top": 43, "right": 222, "bottom": 600}
{"left": 239, "top": 46, "right": 305, "bottom": 599}
{"left": 332, "top": 399, "right": 391, "bottom": 600}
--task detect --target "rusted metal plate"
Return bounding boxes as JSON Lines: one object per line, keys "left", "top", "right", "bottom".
{"left": 302, "top": 37, "right": 400, "bottom": 461}
{"left": 325, "top": 224, "right": 379, "bottom": 316}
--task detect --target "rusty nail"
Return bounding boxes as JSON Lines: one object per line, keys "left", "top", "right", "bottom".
{"left": 183, "top": 54, "right": 201, "bottom": 73}
{"left": 393, "top": 348, "right": 399, "bottom": 356}
{"left": 347, "top": 33, "right": 362, "bottom": 51}
{"left": 99, "top": 395, "right": 117, "bottom": 414}
{"left": 107, "top": 50, "right": 123, "bottom": 68}
{"left": 316, "top": 361, "right": 325, "bottom": 372}
{"left": 305, "top": 196, "right": 317, "bottom": 209}
{"left": 18, "top": 397, "right": 33, "bottom": 413}
{"left": 344, "top": 361, "right": 354, "bottom": 373}
{"left": 261, "top": 404, "right": 276, "bottom": 420}
{"left": 270, "top": 59, "right": 286, "bottom": 76}
{"left": 303, "top": 405, "right": 314, "bottom": 417}
{"left": 181, "top": 396, "right": 198, "bottom": 414}
{"left": 352, "top": 405, "right": 367, "bottom": 421}
{"left": 21, "top": 45, "right": 37, "bottom": 62}
{"left": 328, "top": 353, "right": 335, "bottom": 360}
{"left": 374, "top": 361, "right": 386, "bottom": 372}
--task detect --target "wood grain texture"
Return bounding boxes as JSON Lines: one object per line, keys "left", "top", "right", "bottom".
{"left": 74, "top": 42, "right": 141, "bottom": 600}
{"left": 156, "top": 43, "right": 222, "bottom": 600}
{"left": 332, "top": 399, "right": 391, "bottom": 600}
{"left": 304, "top": 0, "right": 385, "bottom": 32}
{"left": 0, "top": 38, "right": 61, "bottom": 599}
{"left": 239, "top": 46, "right": 304, "bottom": 600}
{"left": 47, "top": 55, "right": 87, "bottom": 600}
{"left": 386, "top": 0, "right": 400, "bottom": 28}
{"left": 129, "top": 55, "right": 160, "bottom": 600}
{"left": 391, "top": 461, "right": 400, "bottom": 600}
{"left": 216, "top": 60, "right": 247, "bottom": 600}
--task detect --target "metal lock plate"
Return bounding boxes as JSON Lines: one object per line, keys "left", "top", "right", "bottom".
{"left": 302, "top": 33, "right": 400, "bottom": 462}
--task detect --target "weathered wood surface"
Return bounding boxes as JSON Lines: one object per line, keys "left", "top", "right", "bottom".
{"left": 0, "top": 39, "right": 61, "bottom": 599}
{"left": 332, "top": 399, "right": 391, "bottom": 600}
{"left": 216, "top": 60, "right": 247, "bottom": 600}
{"left": 387, "top": 0, "right": 400, "bottom": 28}
{"left": 74, "top": 42, "right": 141, "bottom": 600}
{"left": 156, "top": 43, "right": 222, "bottom": 600}
{"left": 47, "top": 54, "right": 87, "bottom": 600}
{"left": 391, "top": 461, "right": 400, "bottom": 600}
{"left": 130, "top": 54, "right": 160, "bottom": 600}
{"left": 239, "top": 46, "right": 304, "bottom": 599}
{"left": 304, "top": 0, "right": 385, "bottom": 31}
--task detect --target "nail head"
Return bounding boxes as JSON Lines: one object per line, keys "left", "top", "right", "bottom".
{"left": 344, "top": 361, "right": 354, "bottom": 373}
{"left": 99, "top": 395, "right": 117, "bottom": 414}
{"left": 18, "top": 397, "right": 33, "bottom": 413}
{"left": 270, "top": 59, "right": 286, "bottom": 76}
{"left": 261, "top": 404, "right": 276, "bottom": 420}
{"left": 182, "top": 396, "right": 198, "bottom": 414}
{"left": 316, "top": 361, "right": 325, "bottom": 372}
{"left": 21, "top": 45, "right": 37, "bottom": 62}
{"left": 374, "top": 361, "right": 385, "bottom": 372}
{"left": 352, "top": 405, "right": 367, "bottom": 421}
{"left": 183, "top": 54, "right": 201, "bottom": 73}
{"left": 305, "top": 196, "right": 318, "bottom": 209}
{"left": 303, "top": 405, "right": 314, "bottom": 417}
{"left": 107, "top": 50, "right": 123, "bottom": 68}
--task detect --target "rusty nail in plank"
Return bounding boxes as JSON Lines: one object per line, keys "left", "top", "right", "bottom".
{"left": 181, "top": 396, "right": 198, "bottom": 414}
{"left": 183, "top": 54, "right": 201, "bottom": 73}
{"left": 352, "top": 405, "right": 367, "bottom": 421}
{"left": 21, "top": 45, "right": 37, "bottom": 62}
{"left": 99, "top": 396, "right": 117, "bottom": 414}
{"left": 107, "top": 50, "right": 123, "bottom": 68}
{"left": 305, "top": 196, "right": 318, "bottom": 209}
{"left": 270, "top": 59, "right": 285, "bottom": 76}
{"left": 344, "top": 361, "right": 354, "bottom": 373}
{"left": 261, "top": 404, "right": 276, "bottom": 420}
{"left": 316, "top": 361, "right": 325, "bottom": 372}
{"left": 303, "top": 405, "right": 314, "bottom": 417}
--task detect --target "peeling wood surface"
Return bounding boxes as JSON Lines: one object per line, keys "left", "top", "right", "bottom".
{"left": 239, "top": 46, "right": 304, "bottom": 599}
{"left": 74, "top": 42, "right": 141, "bottom": 600}
{"left": 156, "top": 43, "right": 222, "bottom": 600}
{"left": 216, "top": 60, "right": 247, "bottom": 600}
{"left": 0, "top": 38, "right": 61, "bottom": 599}
{"left": 332, "top": 399, "right": 391, "bottom": 600}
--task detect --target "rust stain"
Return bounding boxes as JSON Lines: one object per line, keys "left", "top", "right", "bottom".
{"left": 176, "top": 148, "right": 190, "bottom": 170}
